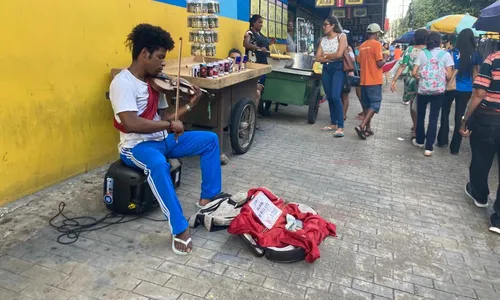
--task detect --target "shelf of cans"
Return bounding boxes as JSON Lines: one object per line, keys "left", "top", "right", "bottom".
{"left": 189, "top": 56, "right": 249, "bottom": 79}
{"left": 187, "top": 15, "right": 219, "bottom": 29}
{"left": 187, "top": 0, "right": 220, "bottom": 14}
{"left": 191, "top": 43, "right": 217, "bottom": 57}
{"left": 187, "top": 0, "right": 220, "bottom": 57}
{"left": 189, "top": 30, "right": 218, "bottom": 43}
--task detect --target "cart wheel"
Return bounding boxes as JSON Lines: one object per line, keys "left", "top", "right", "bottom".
{"left": 230, "top": 98, "right": 257, "bottom": 155}
{"left": 308, "top": 86, "right": 321, "bottom": 124}
{"left": 259, "top": 100, "right": 272, "bottom": 116}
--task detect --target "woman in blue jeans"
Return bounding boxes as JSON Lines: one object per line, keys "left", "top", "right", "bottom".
{"left": 437, "top": 28, "right": 481, "bottom": 154}
{"left": 315, "top": 16, "right": 347, "bottom": 137}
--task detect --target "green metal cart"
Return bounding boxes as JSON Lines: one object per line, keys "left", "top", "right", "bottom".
{"left": 261, "top": 67, "right": 322, "bottom": 124}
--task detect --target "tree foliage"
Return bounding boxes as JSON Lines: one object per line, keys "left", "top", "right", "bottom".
{"left": 393, "top": 0, "right": 496, "bottom": 37}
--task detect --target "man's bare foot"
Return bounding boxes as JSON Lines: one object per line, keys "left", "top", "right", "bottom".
{"left": 198, "top": 198, "right": 211, "bottom": 207}
{"left": 173, "top": 229, "right": 192, "bottom": 254}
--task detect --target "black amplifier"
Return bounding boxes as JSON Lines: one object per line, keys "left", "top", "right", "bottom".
{"left": 103, "top": 159, "right": 182, "bottom": 215}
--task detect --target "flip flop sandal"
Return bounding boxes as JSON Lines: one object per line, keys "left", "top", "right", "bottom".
{"left": 172, "top": 237, "right": 192, "bottom": 256}
{"left": 355, "top": 126, "right": 366, "bottom": 140}
{"left": 321, "top": 126, "right": 336, "bottom": 131}
{"left": 334, "top": 131, "right": 345, "bottom": 137}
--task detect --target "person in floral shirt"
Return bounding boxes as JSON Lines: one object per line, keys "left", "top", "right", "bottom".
{"left": 412, "top": 32, "right": 454, "bottom": 157}
{"left": 391, "top": 29, "right": 428, "bottom": 141}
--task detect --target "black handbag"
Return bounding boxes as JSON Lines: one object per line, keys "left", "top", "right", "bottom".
{"left": 347, "top": 75, "right": 360, "bottom": 87}
{"left": 347, "top": 65, "right": 360, "bottom": 87}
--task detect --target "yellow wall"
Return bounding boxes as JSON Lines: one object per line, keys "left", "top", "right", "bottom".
{"left": 0, "top": 0, "right": 250, "bottom": 205}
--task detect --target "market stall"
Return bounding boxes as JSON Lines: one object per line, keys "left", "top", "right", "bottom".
{"left": 111, "top": 56, "right": 271, "bottom": 161}
{"left": 261, "top": 53, "right": 321, "bottom": 124}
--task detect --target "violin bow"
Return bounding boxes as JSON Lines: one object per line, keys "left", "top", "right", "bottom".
{"left": 175, "top": 37, "right": 183, "bottom": 121}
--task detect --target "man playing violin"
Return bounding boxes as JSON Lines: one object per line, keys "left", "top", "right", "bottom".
{"left": 109, "top": 23, "right": 222, "bottom": 255}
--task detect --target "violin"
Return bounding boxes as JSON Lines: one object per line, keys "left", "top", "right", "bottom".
{"left": 151, "top": 73, "right": 213, "bottom": 99}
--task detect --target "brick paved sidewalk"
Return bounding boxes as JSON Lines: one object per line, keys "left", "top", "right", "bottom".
{"left": 1, "top": 84, "right": 500, "bottom": 300}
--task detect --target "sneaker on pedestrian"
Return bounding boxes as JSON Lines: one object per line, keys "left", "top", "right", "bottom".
{"left": 489, "top": 213, "right": 500, "bottom": 234}
{"left": 412, "top": 139, "right": 424, "bottom": 148}
{"left": 424, "top": 150, "right": 433, "bottom": 157}
{"left": 465, "top": 182, "right": 488, "bottom": 208}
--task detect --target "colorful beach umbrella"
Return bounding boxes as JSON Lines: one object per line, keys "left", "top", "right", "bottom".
{"left": 394, "top": 31, "right": 415, "bottom": 44}
{"left": 473, "top": 1, "right": 500, "bottom": 33}
{"left": 426, "top": 14, "right": 485, "bottom": 37}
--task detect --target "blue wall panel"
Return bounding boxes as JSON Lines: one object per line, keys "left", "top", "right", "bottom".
{"left": 237, "top": 0, "right": 250, "bottom": 22}
{"left": 153, "top": 0, "right": 285, "bottom": 22}
{"left": 154, "top": 0, "right": 186, "bottom": 8}
{"left": 220, "top": 0, "right": 238, "bottom": 19}
{"left": 154, "top": 0, "right": 251, "bottom": 22}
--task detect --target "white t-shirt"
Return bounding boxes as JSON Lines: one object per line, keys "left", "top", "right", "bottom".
{"left": 321, "top": 33, "right": 345, "bottom": 54}
{"left": 109, "top": 69, "right": 168, "bottom": 151}
{"left": 414, "top": 48, "right": 454, "bottom": 68}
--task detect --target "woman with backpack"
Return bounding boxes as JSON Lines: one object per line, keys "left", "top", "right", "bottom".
{"left": 437, "top": 29, "right": 482, "bottom": 154}
{"left": 412, "top": 32, "right": 455, "bottom": 157}
{"left": 391, "top": 29, "right": 429, "bottom": 141}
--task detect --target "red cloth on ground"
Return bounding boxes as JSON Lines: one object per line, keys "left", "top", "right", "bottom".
{"left": 114, "top": 82, "right": 160, "bottom": 133}
{"left": 228, "top": 187, "right": 337, "bottom": 263}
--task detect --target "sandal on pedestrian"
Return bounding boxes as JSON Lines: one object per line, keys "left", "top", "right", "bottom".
{"left": 172, "top": 236, "right": 192, "bottom": 256}
{"left": 364, "top": 129, "right": 374, "bottom": 137}
{"left": 321, "top": 125, "right": 337, "bottom": 131}
{"left": 355, "top": 126, "right": 366, "bottom": 140}
{"left": 333, "top": 130, "right": 345, "bottom": 138}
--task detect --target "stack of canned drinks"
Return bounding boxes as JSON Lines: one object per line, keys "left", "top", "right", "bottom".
{"left": 189, "top": 30, "right": 218, "bottom": 43}
{"left": 191, "top": 43, "right": 216, "bottom": 57}
{"left": 187, "top": 15, "right": 219, "bottom": 29}
{"left": 189, "top": 55, "right": 249, "bottom": 79}
{"left": 187, "top": 0, "right": 220, "bottom": 14}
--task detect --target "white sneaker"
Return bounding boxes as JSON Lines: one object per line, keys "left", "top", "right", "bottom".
{"left": 412, "top": 139, "right": 424, "bottom": 148}
{"left": 424, "top": 150, "right": 433, "bottom": 157}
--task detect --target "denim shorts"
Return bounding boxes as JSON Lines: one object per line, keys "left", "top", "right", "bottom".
{"left": 361, "top": 85, "right": 382, "bottom": 113}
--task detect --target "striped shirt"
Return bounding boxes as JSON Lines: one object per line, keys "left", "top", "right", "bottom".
{"left": 473, "top": 51, "right": 500, "bottom": 111}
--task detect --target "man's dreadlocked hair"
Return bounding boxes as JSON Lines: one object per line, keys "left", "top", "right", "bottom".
{"left": 126, "top": 24, "right": 175, "bottom": 60}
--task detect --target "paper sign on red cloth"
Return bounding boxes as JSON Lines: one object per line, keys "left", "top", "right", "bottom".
{"left": 228, "top": 187, "right": 337, "bottom": 263}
